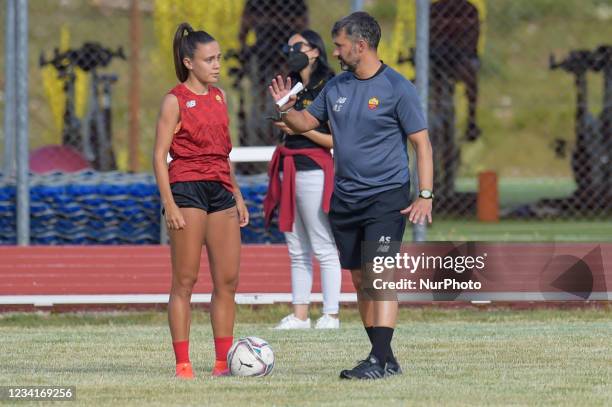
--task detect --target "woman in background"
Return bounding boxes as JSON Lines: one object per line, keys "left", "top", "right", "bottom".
{"left": 264, "top": 30, "right": 341, "bottom": 330}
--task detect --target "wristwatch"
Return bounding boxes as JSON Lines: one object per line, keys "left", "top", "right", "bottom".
{"left": 419, "top": 189, "right": 434, "bottom": 199}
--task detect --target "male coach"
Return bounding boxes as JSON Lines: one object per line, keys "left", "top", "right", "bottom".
{"left": 269, "top": 11, "right": 434, "bottom": 380}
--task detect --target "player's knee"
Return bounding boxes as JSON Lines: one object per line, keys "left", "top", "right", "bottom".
{"left": 214, "top": 273, "right": 239, "bottom": 296}
{"left": 350, "top": 270, "right": 362, "bottom": 290}
{"left": 172, "top": 274, "right": 198, "bottom": 296}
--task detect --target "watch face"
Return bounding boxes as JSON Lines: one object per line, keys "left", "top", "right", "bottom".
{"left": 420, "top": 190, "right": 432, "bottom": 198}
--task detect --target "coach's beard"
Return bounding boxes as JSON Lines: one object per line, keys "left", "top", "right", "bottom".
{"left": 339, "top": 57, "right": 356, "bottom": 72}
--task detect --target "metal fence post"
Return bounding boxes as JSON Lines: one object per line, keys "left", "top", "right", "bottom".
{"left": 129, "top": 0, "right": 141, "bottom": 172}
{"left": 16, "top": 0, "right": 29, "bottom": 245}
{"left": 3, "top": 0, "right": 17, "bottom": 177}
{"left": 351, "top": 0, "right": 364, "bottom": 12}
{"left": 412, "top": 0, "right": 430, "bottom": 242}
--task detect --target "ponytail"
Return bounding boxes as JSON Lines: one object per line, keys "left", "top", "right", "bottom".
{"left": 172, "top": 22, "right": 216, "bottom": 82}
{"left": 173, "top": 23, "right": 193, "bottom": 82}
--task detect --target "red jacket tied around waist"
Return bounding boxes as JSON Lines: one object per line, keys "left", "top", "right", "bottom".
{"left": 264, "top": 146, "right": 334, "bottom": 232}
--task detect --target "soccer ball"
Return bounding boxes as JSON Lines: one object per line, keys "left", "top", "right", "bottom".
{"left": 227, "top": 336, "right": 274, "bottom": 377}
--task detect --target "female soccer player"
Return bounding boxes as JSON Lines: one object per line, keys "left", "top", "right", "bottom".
{"left": 153, "top": 22, "right": 248, "bottom": 379}
{"left": 264, "top": 30, "right": 342, "bottom": 329}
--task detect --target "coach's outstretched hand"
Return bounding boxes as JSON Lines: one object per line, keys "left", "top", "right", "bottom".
{"left": 401, "top": 198, "right": 433, "bottom": 225}
{"left": 269, "top": 75, "right": 297, "bottom": 112}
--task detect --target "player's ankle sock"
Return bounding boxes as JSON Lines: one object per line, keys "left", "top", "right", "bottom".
{"left": 172, "top": 340, "right": 190, "bottom": 364}
{"left": 214, "top": 336, "right": 234, "bottom": 363}
{"left": 371, "top": 327, "right": 394, "bottom": 366}
{"left": 365, "top": 326, "right": 375, "bottom": 356}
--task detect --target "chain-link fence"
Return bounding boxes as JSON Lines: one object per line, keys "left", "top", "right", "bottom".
{"left": 37, "top": 42, "right": 125, "bottom": 172}
{"left": 427, "top": 0, "right": 482, "bottom": 215}
{"left": 0, "top": 0, "right": 356, "bottom": 244}
{"left": 1, "top": 0, "right": 611, "bottom": 245}
{"left": 422, "top": 0, "right": 611, "bottom": 219}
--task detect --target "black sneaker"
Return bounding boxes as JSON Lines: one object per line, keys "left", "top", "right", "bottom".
{"left": 384, "top": 357, "right": 403, "bottom": 377}
{"left": 339, "top": 355, "right": 386, "bottom": 380}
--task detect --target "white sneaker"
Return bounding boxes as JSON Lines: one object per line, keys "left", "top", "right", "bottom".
{"left": 273, "top": 314, "right": 311, "bottom": 329}
{"left": 315, "top": 314, "right": 340, "bottom": 329}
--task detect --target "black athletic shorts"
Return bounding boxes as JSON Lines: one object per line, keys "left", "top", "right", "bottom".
{"left": 167, "top": 181, "right": 236, "bottom": 214}
{"left": 328, "top": 183, "right": 410, "bottom": 269}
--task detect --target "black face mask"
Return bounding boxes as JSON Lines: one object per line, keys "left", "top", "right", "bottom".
{"left": 287, "top": 52, "right": 310, "bottom": 73}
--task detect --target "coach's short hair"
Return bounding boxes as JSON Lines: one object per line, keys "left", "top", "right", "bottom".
{"left": 332, "top": 11, "right": 381, "bottom": 50}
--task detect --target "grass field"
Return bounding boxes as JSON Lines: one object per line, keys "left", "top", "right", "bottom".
{"left": 1, "top": 306, "right": 610, "bottom": 406}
